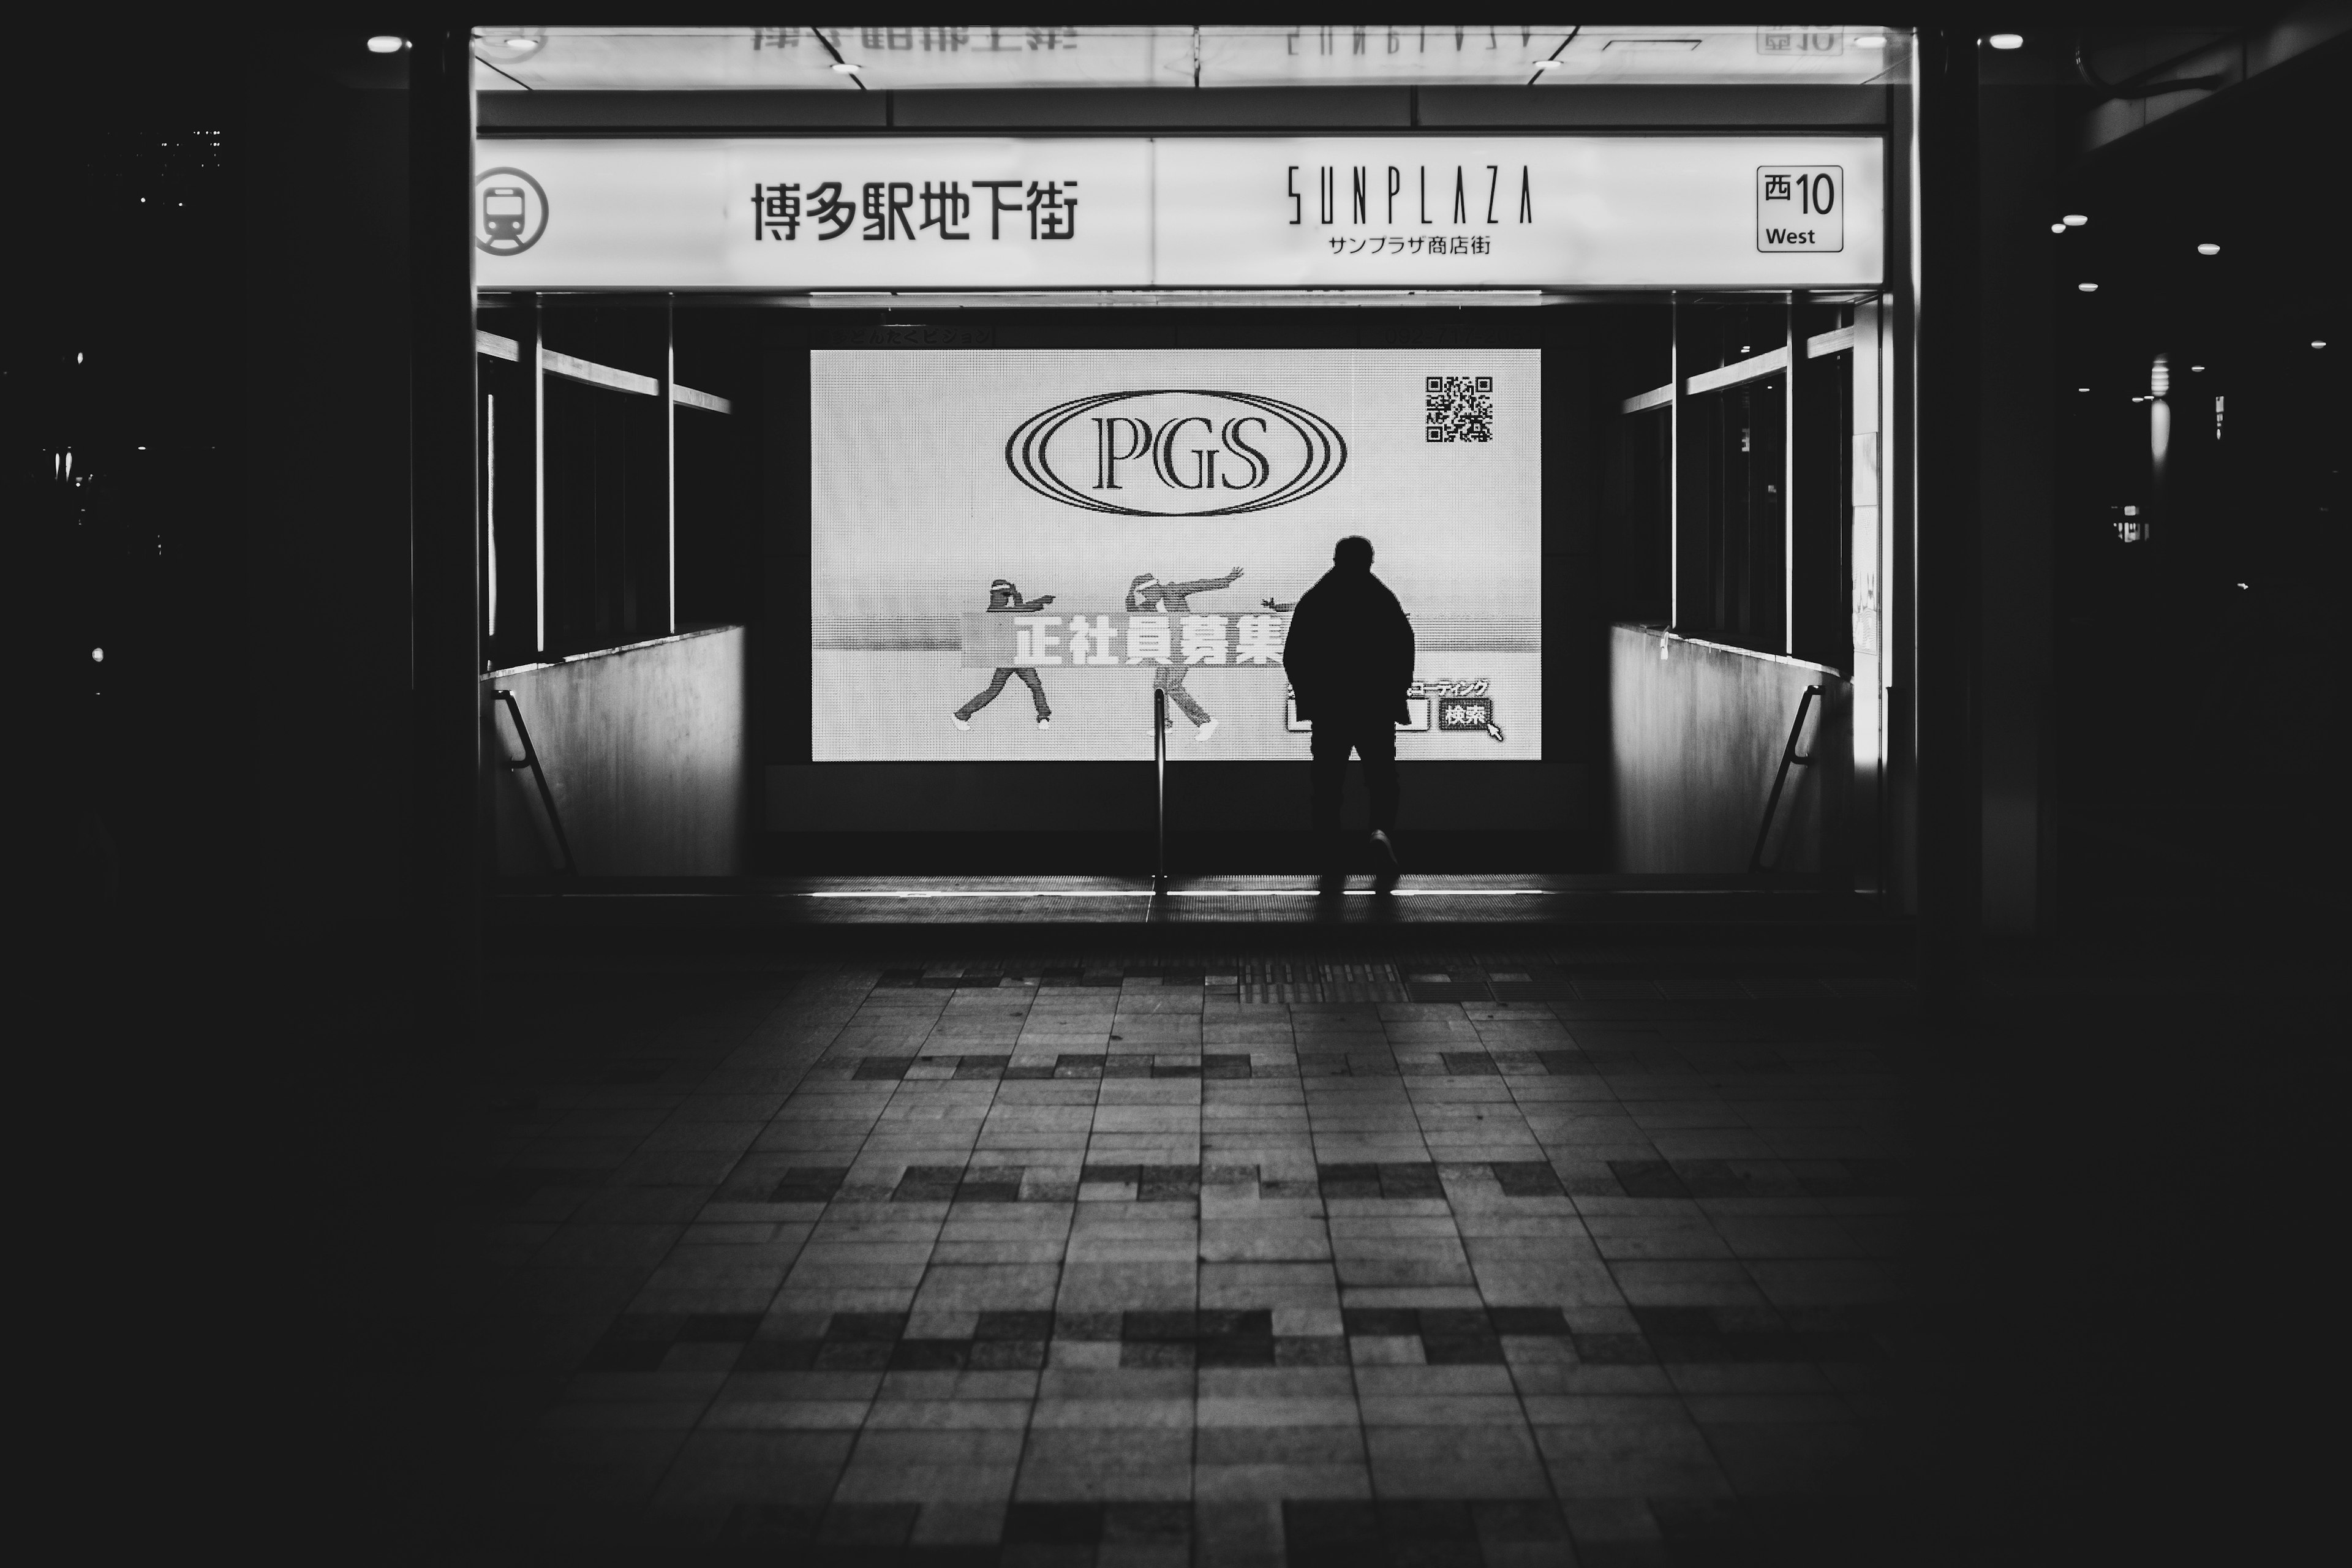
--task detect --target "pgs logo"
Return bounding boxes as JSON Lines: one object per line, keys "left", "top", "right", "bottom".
{"left": 1006, "top": 391, "right": 1347, "bottom": 517}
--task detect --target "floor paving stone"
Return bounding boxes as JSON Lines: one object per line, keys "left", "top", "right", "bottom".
{"left": 445, "top": 942, "right": 1923, "bottom": 1561}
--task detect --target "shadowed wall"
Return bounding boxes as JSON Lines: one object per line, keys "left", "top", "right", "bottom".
{"left": 490, "top": 625, "right": 746, "bottom": 876}
{"left": 1610, "top": 623, "right": 1847, "bottom": 875}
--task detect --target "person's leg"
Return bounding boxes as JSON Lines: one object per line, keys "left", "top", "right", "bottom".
{"left": 1357, "top": 720, "right": 1401, "bottom": 883}
{"left": 957, "top": 668, "right": 1013, "bottom": 720}
{"left": 1164, "top": 667, "right": 1212, "bottom": 727}
{"left": 1310, "top": 725, "right": 1349, "bottom": 871}
{"left": 1359, "top": 722, "right": 1400, "bottom": 832}
{"left": 1014, "top": 666, "right": 1050, "bottom": 720}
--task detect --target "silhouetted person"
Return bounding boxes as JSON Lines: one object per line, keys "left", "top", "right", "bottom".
{"left": 1283, "top": 536, "right": 1414, "bottom": 886}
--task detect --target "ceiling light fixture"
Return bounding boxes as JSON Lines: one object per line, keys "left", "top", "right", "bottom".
{"left": 2197, "top": 243, "right": 2219, "bottom": 255}
{"left": 1854, "top": 36, "right": 1888, "bottom": 49}
{"left": 1533, "top": 58, "right": 1565, "bottom": 70}
{"left": 2191, "top": 365, "right": 2205, "bottom": 371}
{"left": 1988, "top": 33, "right": 2024, "bottom": 50}
{"left": 505, "top": 37, "right": 539, "bottom": 50}
{"left": 2316, "top": 341, "right": 2330, "bottom": 349}
{"left": 366, "top": 35, "right": 405, "bottom": 53}
{"left": 832, "top": 61, "right": 864, "bottom": 73}
{"left": 2079, "top": 282, "right": 2098, "bottom": 292}
{"left": 2063, "top": 214, "right": 2088, "bottom": 227}
{"left": 2051, "top": 223, "right": 2067, "bottom": 233}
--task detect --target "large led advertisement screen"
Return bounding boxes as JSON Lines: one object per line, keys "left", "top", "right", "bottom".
{"left": 811, "top": 350, "right": 1541, "bottom": 761}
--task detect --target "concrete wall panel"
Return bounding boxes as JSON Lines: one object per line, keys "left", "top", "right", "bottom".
{"left": 1610, "top": 623, "right": 1844, "bottom": 874}
{"left": 489, "top": 625, "right": 746, "bottom": 876}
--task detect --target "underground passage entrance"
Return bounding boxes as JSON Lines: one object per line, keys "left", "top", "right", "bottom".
{"left": 480, "top": 297, "right": 1891, "bottom": 897}
{"left": 466, "top": 29, "right": 1913, "bottom": 910}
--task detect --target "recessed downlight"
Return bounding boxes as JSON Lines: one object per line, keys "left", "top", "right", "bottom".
{"left": 1988, "top": 33, "right": 2024, "bottom": 50}
{"left": 366, "top": 35, "right": 405, "bottom": 53}
{"left": 2078, "top": 282, "right": 2098, "bottom": 292}
{"left": 2050, "top": 223, "right": 2067, "bottom": 233}
{"left": 2196, "top": 243, "right": 2220, "bottom": 255}
{"left": 2062, "top": 214, "right": 2088, "bottom": 227}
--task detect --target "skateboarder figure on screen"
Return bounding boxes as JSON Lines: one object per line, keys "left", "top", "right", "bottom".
{"left": 953, "top": 578, "right": 1057, "bottom": 731}
{"left": 1128, "top": 566, "right": 1246, "bottom": 743}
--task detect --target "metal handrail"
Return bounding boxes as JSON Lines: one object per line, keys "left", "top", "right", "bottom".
{"left": 1749, "top": 684, "right": 1823, "bottom": 874}
{"left": 493, "top": 688, "right": 578, "bottom": 876}
{"left": 1153, "top": 686, "right": 1168, "bottom": 895}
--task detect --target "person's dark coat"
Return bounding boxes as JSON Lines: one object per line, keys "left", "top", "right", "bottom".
{"left": 1283, "top": 564, "right": 1415, "bottom": 725}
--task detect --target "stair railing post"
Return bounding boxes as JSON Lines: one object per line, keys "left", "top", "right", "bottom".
{"left": 1154, "top": 686, "right": 1167, "bottom": 895}
{"left": 494, "top": 688, "right": 578, "bottom": 877}
{"left": 1750, "top": 684, "right": 1823, "bottom": 874}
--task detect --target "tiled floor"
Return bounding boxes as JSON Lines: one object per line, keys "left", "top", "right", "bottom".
{"left": 453, "top": 950, "right": 1921, "bottom": 1564}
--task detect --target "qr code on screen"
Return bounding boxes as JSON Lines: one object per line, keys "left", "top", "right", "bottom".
{"left": 1425, "top": 375, "right": 1494, "bottom": 442}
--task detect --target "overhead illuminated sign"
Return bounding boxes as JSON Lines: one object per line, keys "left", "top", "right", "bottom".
{"left": 475, "top": 26, "right": 1909, "bottom": 92}
{"left": 476, "top": 135, "right": 1883, "bottom": 290}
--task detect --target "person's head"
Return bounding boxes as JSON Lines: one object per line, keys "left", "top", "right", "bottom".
{"left": 990, "top": 578, "right": 1019, "bottom": 603}
{"left": 1332, "top": 537, "right": 1374, "bottom": 573}
{"left": 1131, "top": 571, "right": 1159, "bottom": 590}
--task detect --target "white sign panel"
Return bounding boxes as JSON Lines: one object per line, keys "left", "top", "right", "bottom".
{"left": 1755, "top": 165, "right": 1844, "bottom": 252}
{"left": 473, "top": 138, "right": 1152, "bottom": 290}
{"left": 1152, "top": 137, "right": 1881, "bottom": 287}
{"left": 476, "top": 135, "right": 1883, "bottom": 290}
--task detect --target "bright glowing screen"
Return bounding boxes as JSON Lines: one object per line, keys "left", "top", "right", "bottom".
{"left": 812, "top": 350, "right": 1541, "bottom": 760}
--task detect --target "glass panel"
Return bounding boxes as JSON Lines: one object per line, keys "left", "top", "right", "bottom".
{"left": 1790, "top": 318, "right": 1854, "bottom": 668}
{"left": 1678, "top": 372, "right": 1786, "bottom": 652}
{"left": 1681, "top": 295, "right": 1789, "bottom": 374}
